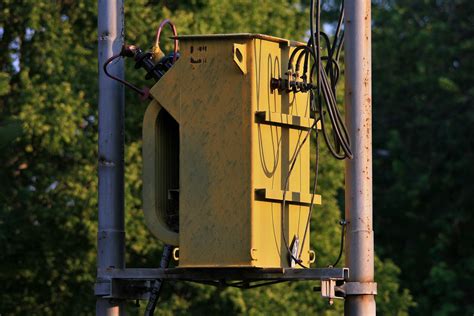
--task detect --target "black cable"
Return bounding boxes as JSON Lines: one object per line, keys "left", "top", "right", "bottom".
{"left": 295, "top": 45, "right": 312, "bottom": 80}
{"left": 103, "top": 54, "right": 146, "bottom": 96}
{"left": 330, "top": 220, "right": 346, "bottom": 267}
{"left": 144, "top": 244, "right": 173, "bottom": 316}
{"left": 320, "top": 32, "right": 337, "bottom": 94}
{"left": 319, "top": 65, "right": 352, "bottom": 159}
{"left": 309, "top": 0, "right": 352, "bottom": 160}
{"left": 330, "top": 1, "right": 345, "bottom": 63}
{"left": 289, "top": 45, "right": 311, "bottom": 69}
{"left": 335, "top": 31, "right": 344, "bottom": 64}
{"left": 310, "top": 0, "right": 322, "bottom": 114}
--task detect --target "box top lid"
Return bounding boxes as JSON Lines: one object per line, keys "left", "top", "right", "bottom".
{"left": 174, "top": 33, "right": 305, "bottom": 46}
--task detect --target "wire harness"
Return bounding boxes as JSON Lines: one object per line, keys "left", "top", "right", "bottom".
{"left": 103, "top": 19, "right": 180, "bottom": 99}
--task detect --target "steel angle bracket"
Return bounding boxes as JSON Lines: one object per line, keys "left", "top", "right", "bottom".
{"left": 95, "top": 277, "right": 151, "bottom": 300}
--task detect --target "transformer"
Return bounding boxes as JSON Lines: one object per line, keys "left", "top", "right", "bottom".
{"left": 142, "top": 34, "right": 320, "bottom": 268}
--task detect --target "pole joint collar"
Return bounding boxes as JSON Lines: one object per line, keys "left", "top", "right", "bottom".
{"left": 340, "top": 281, "right": 377, "bottom": 296}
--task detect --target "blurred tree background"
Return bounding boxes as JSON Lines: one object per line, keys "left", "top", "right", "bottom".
{"left": 0, "top": 0, "right": 470, "bottom": 315}
{"left": 372, "top": 0, "right": 474, "bottom": 315}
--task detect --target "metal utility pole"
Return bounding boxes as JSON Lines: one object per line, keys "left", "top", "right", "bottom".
{"left": 97, "top": 0, "right": 125, "bottom": 315}
{"left": 344, "top": 0, "right": 377, "bottom": 315}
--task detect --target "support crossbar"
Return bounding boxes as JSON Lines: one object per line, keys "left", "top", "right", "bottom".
{"left": 100, "top": 267, "right": 348, "bottom": 281}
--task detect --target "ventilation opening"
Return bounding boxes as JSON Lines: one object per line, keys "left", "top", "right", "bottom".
{"left": 155, "top": 110, "right": 179, "bottom": 233}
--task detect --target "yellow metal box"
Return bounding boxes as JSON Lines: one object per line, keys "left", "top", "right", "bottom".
{"left": 143, "top": 34, "right": 321, "bottom": 268}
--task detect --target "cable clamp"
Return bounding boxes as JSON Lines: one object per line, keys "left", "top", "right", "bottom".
{"left": 339, "top": 281, "right": 378, "bottom": 296}
{"left": 317, "top": 279, "right": 344, "bottom": 305}
{"left": 316, "top": 280, "right": 377, "bottom": 305}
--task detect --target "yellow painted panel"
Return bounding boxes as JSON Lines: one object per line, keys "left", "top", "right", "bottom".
{"left": 250, "top": 38, "right": 314, "bottom": 268}
{"left": 143, "top": 34, "right": 321, "bottom": 268}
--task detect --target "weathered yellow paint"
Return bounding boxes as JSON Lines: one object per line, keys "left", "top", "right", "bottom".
{"left": 143, "top": 34, "right": 321, "bottom": 268}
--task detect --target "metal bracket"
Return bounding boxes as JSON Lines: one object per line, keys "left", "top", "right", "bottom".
{"left": 316, "top": 279, "right": 345, "bottom": 305}
{"left": 255, "top": 111, "right": 317, "bottom": 131}
{"left": 96, "top": 267, "right": 349, "bottom": 300}
{"left": 315, "top": 280, "right": 377, "bottom": 305}
{"left": 95, "top": 278, "right": 151, "bottom": 300}
{"left": 255, "top": 188, "right": 322, "bottom": 206}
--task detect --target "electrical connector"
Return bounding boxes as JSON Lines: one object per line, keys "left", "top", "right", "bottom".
{"left": 151, "top": 45, "right": 165, "bottom": 63}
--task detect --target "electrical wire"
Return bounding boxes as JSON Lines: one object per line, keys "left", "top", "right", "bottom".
{"left": 310, "top": 0, "right": 321, "bottom": 113}
{"left": 318, "top": 63, "right": 352, "bottom": 159}
{"left": 145, "top": 244, "right": 173, "bottom": 316}
{"left": 330, "top": 220, "right": 346, "bottom": 267}
{"left": 310, "top": 0, "right": 352, "bottom": 160}
{"left": 332, "top": 2, "right": 345, "bottom": 65}
{"left": 155, "top": 19, "right": 179, "bottom": 64}
{"left": 103, "top": 54, "right": 147, "bottom": 96}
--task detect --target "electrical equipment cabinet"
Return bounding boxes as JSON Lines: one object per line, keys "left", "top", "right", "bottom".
{"left": 143, "top": 34, "right": 321, "bottom": 268}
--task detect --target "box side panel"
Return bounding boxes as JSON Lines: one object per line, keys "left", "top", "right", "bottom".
{"left": 177, "top": 39, "right": 254, "bottom": 267}
{"left": 251, "top": 39, "right": 312, "bottom": 268}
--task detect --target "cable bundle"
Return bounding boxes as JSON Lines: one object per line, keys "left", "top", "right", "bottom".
{"left": 103, "top": 19, "right": 179, "bottom": 99}
{"left": 300, "top": 0, "right": 351, "bottom": 160}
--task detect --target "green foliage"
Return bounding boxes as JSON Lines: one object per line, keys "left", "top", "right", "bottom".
{"left": 372, "top": 0, "right": 474, "bottom": 314}
{"left": 375, "top": 257, "right": 415, "bottom": 315}
{"left": 0, "top": 72, "right": 10, "bottom": 96}
{"left": 0, "top": 0, "right": 413, "bottom": 315}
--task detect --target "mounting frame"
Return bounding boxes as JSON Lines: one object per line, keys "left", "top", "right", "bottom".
{"left": 95, "top": 267, "right": 350, "bottom": 302}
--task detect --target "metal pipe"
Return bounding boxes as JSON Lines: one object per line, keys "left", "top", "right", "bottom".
{"left": 344, "top": 0, "right": 376, "bottom": 315}
{"left": 97, "top": 0, "right": 125, "bottom": 315}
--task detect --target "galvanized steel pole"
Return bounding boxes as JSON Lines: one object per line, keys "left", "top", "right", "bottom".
{"left": 344, "top": 0, "right": 376, "bottom": 315}
{"left": 97, "top": 0, "right": 125, "bottom": 315}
